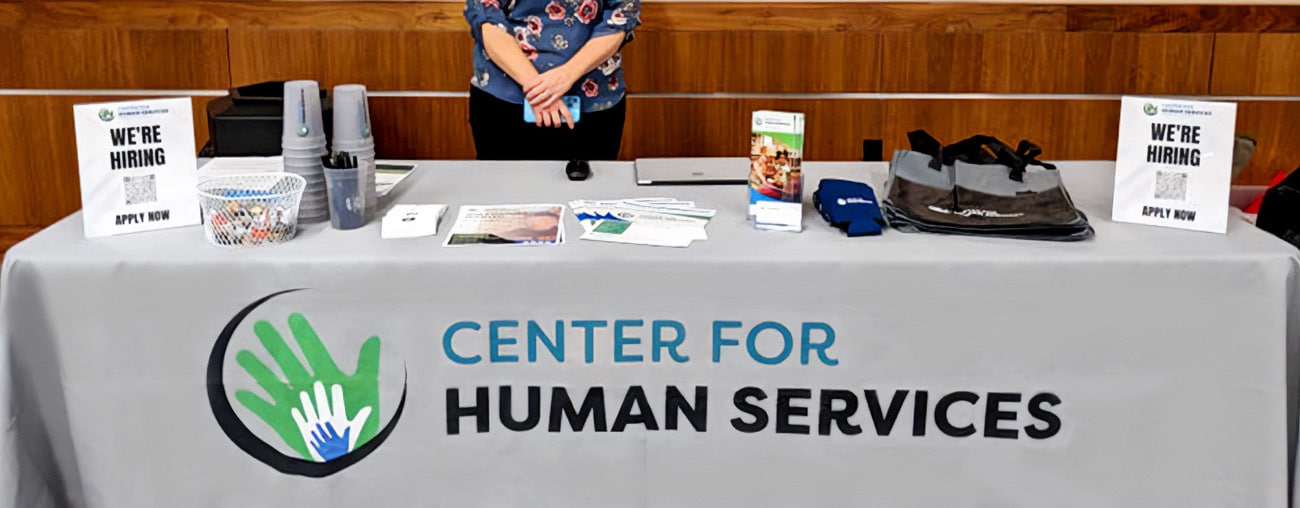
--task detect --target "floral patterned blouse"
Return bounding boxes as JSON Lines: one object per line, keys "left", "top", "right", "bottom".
{"left": 465, "top": 0, "right": 640, "bottom": 113}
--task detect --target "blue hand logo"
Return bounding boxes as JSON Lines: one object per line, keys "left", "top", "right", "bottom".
{"left": 289, "top": 381, "right": 374, "bottom": 462}
{"left": 310, "top": 423, "right": 352, "bottom": 461}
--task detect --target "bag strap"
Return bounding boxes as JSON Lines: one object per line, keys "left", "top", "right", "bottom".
{"left": 1009, "top": 139, "right": 1056, "bottom": 181}
{"left": 909, "top": 131, "right": 1056, "bottom": 182}
{"left": 907, "top": 130, "right": 945, "bottom": 170}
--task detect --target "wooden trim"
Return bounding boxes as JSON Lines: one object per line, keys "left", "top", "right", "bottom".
{"left": 3, "top": 2, "right": 1298, "bottom": 33}
{"left": 1067, "top": 5, "right": 1300, "bottom": 32}
{"left": 638, "top": 3, "right": 1065, "bottom": 32}
{"left": 0, "top": 2, "right": 466, "bottom": 30}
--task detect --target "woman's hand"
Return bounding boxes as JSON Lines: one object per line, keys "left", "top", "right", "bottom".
{"left": 524, "top": 67, "right": 578, "bottom": 111}
{"left": 533, "top": 99, "right": 575, "bottom": 129}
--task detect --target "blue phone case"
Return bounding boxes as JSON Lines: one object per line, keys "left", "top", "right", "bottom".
{"left": 525, "top": 96, "right": 582, "bottom": 123}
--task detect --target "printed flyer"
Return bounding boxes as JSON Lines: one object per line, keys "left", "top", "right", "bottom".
{"left": 443, "top": 204, "right": 566, "bottom": 246}
{"left": 1113, "top": 96, "right": 1236, "bottom": 234}
{"left": 749, "top": 111, "right": 805, "bottom": 229}
{"left": 74, "top": 97, "right": 200, "bottom": 238}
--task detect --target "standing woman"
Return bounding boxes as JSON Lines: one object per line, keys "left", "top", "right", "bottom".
{"left": 465, "top": 0, "right": 641, "bottom": 160}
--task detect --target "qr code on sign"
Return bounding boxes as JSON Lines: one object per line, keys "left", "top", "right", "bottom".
{"left": 1154, "top": 171, "right": 1188, "bottom": 201}
{"left": 123, "top": 174, "right": 157, "bottom": 205}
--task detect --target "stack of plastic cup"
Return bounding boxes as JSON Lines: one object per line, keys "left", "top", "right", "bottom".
{"left": 282, "top": 80, "right": 329, "bottom": 222}
{"left": 331, "top": 84, "right": 377, "bottom": 219}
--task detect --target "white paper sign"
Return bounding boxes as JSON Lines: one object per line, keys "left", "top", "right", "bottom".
{"left": 74, "top": 97, "right": 200, "bottom": 238}
{"left": 1112, "top": 96, "right": 1236, "bottom": 234}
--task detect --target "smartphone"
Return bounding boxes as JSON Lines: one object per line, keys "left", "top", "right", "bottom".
{"left": 524, "top": 96, "right": 582, "bottom": 124}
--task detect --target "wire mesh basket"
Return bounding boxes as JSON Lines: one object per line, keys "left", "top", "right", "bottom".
{"left": 196, "top": 173, "right": 306, "bottom": 248}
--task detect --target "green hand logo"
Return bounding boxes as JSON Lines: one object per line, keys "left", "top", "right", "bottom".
{"left": 233, "top": 313, "right": 381, "bottom": 462}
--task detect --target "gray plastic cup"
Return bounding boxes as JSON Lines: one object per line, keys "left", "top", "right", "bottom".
{"left": 282, "top": 80, "right": 328, "bottom": 147}
{"left": 323, "top": 167, "right": 366, "bottom": 230}
{"left": 281, "top": 145, "right": 328, "bottom": 157}
{"left": 332, "top": 84, "right": 373, "bottom": 147}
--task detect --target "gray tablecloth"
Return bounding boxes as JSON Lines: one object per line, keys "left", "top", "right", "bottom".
{"left": 2, "top": 161, "right": 1297, "bottom": 508}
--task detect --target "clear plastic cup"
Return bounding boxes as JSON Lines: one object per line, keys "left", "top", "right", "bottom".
{"left": 282, "top": 80, "right": 328, "bottom": 147}
{"left": 330, "top": 147, "right": 375, "bottom": 160}
{"left": 332, "top": 84, "right": 373, "bottom": 147}
{"left": 323, "top": 167, "right": 366, "bottom": 230}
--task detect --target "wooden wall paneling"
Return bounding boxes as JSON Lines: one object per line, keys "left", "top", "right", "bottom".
{"left": 368, "top": 96, "right": 475, "bottom": 160}
{"left": 637, "top": 3, "right": 1066, "bottom": 32}
{"left": 0, "top": 96, "right": 88, "bottom": 226}
{"left": 202, "top": 96, "right": 1290, "bottom": 184}
{"left": 364, "top": 97, "right": 879, "bottom": 162}
{"left": 1211, "top": 34, "right": 1300, "bottom": 95}
{"left": 880, "top": 32, "right": 1213, "bottom": 94}
{"left": 227, "top": 29, "right": 473, "bottom": 90}
{"left": 0, "top": 226, "right": 42, "bottom": 257}
{"left": 880, "top": 99, "right": 1121, "bottom": 162}
{"left": 624, "top": 31, "right": 881, "bottom": 93}
{"left": 1234, "top": 101, "right": 1300, "bottom": 185}
{"left": 621, "top": 98, "right": 883, "bottom": 160}
{"left": 880, "top": 32, "right": 1090, "bottom": 93}
{"left": 1063, "top": 33, "right": 1214, "bottom": 95}
{"left": 0, "top": 28, "right": 18, "bottom": 87}
{"left": 1066, "top": 5, "right": 1300, "bottom": 33}
{"left": 0, "top": 28, "right": 230, "bottom": 89}
{"left": 621, "top": 98, "right": 747, "bottom": 158}
{"left": 0, "top": 96, "right": 215, "bottom": 227}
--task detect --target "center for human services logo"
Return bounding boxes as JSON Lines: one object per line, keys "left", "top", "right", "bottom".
{"left": 206, "top": 289, "right": 407, "bottom": 477}
{"left": 1143, "top": 103, "right": 1158, "bottom": 116}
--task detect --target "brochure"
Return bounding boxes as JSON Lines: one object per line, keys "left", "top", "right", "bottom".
{"left": 749, "top": 110, "right": 805, "bottom": 232}
{"left": 569, "top": 198, "right": 711, "bottom": 247}
{"left": 382, "top": 204, "right": 447, "bottom": 239}
{"left": 749, "top": 111, "right": 805, "bottom": 212}
{"left": 444, "top": 204, "right": 565, "bottom": 246}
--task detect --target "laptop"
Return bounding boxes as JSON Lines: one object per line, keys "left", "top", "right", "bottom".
{"left": 634, "top": 157, "right": 749, "bottom": 185}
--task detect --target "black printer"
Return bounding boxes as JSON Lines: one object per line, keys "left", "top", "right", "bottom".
{"left": 202, "top": 81, "right": 334, "bottom": 157}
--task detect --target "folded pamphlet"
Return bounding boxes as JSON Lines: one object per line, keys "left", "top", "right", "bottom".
{"left": 382, "top": 204, "right": 447, "bottom": 239}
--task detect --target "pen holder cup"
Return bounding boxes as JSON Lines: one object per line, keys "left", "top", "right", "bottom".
{"left": 323, "top": 167, "right": 366, "bottom": 230}
{"left": 197, "top": 173, "right": 307, "bottom": 248}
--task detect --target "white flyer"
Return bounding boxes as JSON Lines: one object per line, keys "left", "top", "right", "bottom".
{"left": 74, "top": 97, "right": 200, "bottom": 238}
{"left": 581, "top": 220, "right": 694, "bottom": 248}
{"left": 1113, "top": 96, "right": 1237, "bottom": 234}
{"left": 574, "top": 206, "right": 707, "bottom": 238}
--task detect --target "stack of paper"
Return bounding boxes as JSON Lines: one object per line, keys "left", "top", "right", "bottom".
{"left": 570, "top": 198, "right": 714, "bottom": 247}
{"left": 444, "top": 204, "right": 566, "bottom": 246}
{"left": 375, "top": 163, "right": 417, "bottom": 198}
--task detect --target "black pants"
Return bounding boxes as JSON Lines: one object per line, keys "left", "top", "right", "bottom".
{"left": 469, "top": 86, "right": 626, "bottom": 161}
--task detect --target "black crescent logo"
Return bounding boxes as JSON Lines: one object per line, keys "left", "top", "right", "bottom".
{"left": 206, "top": 289, "right": 408, "bottom": 477}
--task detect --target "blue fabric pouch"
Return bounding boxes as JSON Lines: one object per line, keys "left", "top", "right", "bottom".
{"left": 814, "top": 179, "right": 886, "bottom": 237}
